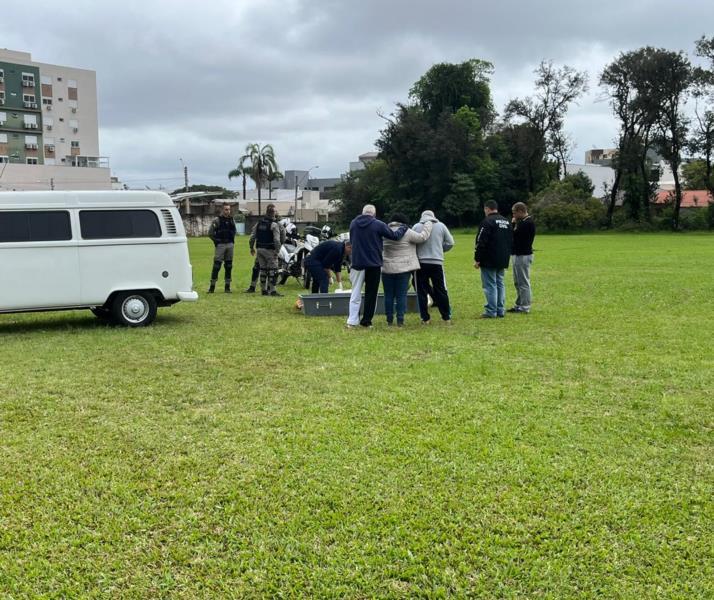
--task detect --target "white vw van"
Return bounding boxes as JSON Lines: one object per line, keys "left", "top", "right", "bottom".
{"left": 0, "top": 191, "right": 198, "bottom": 326}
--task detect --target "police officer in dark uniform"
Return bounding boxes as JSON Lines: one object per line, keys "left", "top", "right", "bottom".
{"left": 249, "top": 204, "right": 283, "bottom": 296}
{"left": 208, "top": 203, "right": 237, "bottom": 293}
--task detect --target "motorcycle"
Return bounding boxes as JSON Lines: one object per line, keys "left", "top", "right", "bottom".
{"left": 277, "top": 236, "right": 309, "bottom": 286}
{"left": 300, "top": 226, "right": 323, "bottom": 290}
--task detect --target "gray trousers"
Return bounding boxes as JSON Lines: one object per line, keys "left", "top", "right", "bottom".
{"left": 256, "top": 248, "right": 278, "bottom": 293}
{"left": 512, "top": 254, "right": 533, "bottom": 309}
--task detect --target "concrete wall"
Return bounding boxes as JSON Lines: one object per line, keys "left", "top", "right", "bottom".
{"left": 0, "top": 162, "right": 111, "bottom": 191}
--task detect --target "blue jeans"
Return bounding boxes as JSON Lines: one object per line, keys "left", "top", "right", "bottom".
{"left": 305, "top": 259, "right": 329, "bottom": 293}
{"left": 382, "top": 271, "right": 411, "bottom": 324}
{"left": 480, "top": 268, "right": 505, "bottom": 317}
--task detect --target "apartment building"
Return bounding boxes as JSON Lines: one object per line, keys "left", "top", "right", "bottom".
{"left": 0, "top": 49, "right": 110, "bottom": 190}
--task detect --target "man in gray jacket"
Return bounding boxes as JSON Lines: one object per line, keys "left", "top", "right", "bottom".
{"left": 412, "top": 210, "right": 455, "bottom": 324}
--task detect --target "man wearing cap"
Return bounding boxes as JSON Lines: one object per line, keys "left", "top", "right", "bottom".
{"left": 412, "top": 209, "right": 455, "bottom": 324}
{"left": 347, "top": 204, "right": 407, "bottom": 328}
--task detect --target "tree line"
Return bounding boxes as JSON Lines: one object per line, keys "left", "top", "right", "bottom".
{"left": 334, "top": 37, "right": 714, "bottom": 231}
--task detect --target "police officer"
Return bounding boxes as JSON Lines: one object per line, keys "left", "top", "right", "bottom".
{"left": 245, "top": 216, "right": 290, "bottom": 293}
{"left": 208, "top": 203, "right": 237, "bottom": 293}
{"left": 249, "top": 204, "right": 283, "bottom": 296}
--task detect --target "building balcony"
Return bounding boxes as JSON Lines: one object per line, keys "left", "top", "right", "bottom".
{"left": 66, "top": 155, "right": 110, "bottom": 168}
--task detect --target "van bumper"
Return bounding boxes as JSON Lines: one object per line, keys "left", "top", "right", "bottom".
{"left": 177, "top": 291, "right": 199, "bottom": 302}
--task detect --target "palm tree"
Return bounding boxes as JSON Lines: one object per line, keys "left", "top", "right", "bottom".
{"left": 243, "top": 143, "right": 277, "bottom": 215}
{"left": 227, "top": 154, "right": 250, "bottom": 201}
{"left": 267, "top": 167, "right": 283, "bottom": 201}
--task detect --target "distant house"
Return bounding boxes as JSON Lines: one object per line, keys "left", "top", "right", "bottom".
{"left": 564, "top": 163, "right": 617, "bottom": 199}
{"left": 653, "top": 190, "right": 713, "bottom": 208}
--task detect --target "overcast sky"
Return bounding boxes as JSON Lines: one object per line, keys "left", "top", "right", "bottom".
{"left": 2, "top": 0, "right": 713, "bottom": 190}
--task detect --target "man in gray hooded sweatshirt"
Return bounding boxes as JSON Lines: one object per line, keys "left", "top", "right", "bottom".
{"left": 412, "top": 210, "right": 455, "bottom": 323}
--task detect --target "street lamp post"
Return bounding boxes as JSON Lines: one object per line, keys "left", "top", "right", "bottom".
{"left": 293, "top": 165, "right": 318, "bottom": 222}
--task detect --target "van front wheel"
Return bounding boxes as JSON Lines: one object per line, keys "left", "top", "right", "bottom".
{"left": 112, "top": 292, "right": 158, "bottom": 327}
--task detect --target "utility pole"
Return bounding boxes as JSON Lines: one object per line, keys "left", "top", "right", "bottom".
{"left": 179, "top": 158, "right": 190, "bottom": 215}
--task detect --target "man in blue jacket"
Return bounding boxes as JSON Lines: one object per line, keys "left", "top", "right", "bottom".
{"left": 347, "top": 204, "right": 407, "bottom": 328}
{"left": 304, "top": 239, "right": 351, "bottom": 293}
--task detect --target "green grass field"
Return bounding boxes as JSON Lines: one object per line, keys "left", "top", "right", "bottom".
{"left": 1, "top": 233, "right": 712, "bottom": 598}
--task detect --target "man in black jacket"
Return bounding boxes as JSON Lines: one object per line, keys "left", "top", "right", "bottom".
{"left": 208, "top": 203, "right": 237, "bottom": 293}
{"left": 474, "top": 200, "right": 513, "bottom": 318}
{"left": 508, "top": 202, "right": 536, "bottom": 314}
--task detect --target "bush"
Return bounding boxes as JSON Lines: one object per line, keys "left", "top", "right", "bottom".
{"left": 531, "top": 180, "right": 606, "bottom": 232}
{"left": 678, "top": 208, "right": 709, "bottom": 231}
{"left": 708, "top": 203, "right": 714, "bottom": 229}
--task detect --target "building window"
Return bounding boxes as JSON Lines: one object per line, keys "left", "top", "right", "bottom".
{"left": 0, "top": 111, "right": 6, "bottom": 125}
{"left": 0, "top": 156, "right": 8, "bottom": 164}
{"left": 43, "top": 98, "right": 53, "bottom": 105}
{"left": 23, "top": 94, "right": 37, "bottom": 108}
{"left": 41, "top": 75, "right": 52, "bottom": 85}
{"left": 21, "top": 72, "right": 35, "bottom": 87}
{"left": 0, "top": 211, "right": 72, "bottom": 243}
{"left": 69, "top": 119, "right": 78, "bottom": 133}
{"left": 0, "top": 134, "right": 7, "bottom": 143}
{"left": 23, "top": 114, "right": 38, "bottom": 129}
{"left": 26, "top": 157, "right": 39, "bottom": 165}
{"left": 25, "top": 135, "right": 38, "bottom": 150}
{"left": 71, "top": 141, "right": 80, "bottom": 149}
{"left": 0, "top": 69, "right": 4, "bottom": 82}
{"left": 79, "top": 210, "right": 162, "bottom": 240}
{"left": 45, "top": 117, "right": 53, "bottom": 130}
{"left": 0, "top": 91, "right": 5, "bottom": 105}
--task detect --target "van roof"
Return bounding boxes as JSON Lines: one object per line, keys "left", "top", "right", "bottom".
{"left": 0, "top": 190, "right": 175, "bottom": 210}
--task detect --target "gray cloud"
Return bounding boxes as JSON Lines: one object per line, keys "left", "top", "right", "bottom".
{"left": 3, "top": 0, "right": 713, "bottom": 189}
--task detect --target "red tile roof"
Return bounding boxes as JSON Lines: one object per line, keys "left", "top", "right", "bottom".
{"left": 654, "top": 190, "right": 713, "bottom": 207}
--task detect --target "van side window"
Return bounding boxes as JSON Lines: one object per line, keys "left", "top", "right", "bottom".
{"left": 79, "top": 210, "right": 161, "bottom": 239}
{"left": 0, "top": 211, "right": 72, "bottom": 242}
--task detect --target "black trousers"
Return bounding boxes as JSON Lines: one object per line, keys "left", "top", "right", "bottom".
{"left": 415, "top": 263, "right": 451, "bottom": 321}
{"left": 360, "top": 266, "right": 382, "bottom": 327}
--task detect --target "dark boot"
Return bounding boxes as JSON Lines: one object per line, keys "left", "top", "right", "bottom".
{"left": 208, "top": 280, "right": 216, "bottom": 293}
{"left": 224, "top": 282, "right": 232, "bottom": 293}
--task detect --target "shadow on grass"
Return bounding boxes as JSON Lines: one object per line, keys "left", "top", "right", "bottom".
{"left": 0, "top": 311, "right": 186, "bottom": 335}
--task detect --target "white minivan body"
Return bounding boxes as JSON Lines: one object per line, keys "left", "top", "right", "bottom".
{"left": 0, "top": 191, "right": 198, "bottom": 326}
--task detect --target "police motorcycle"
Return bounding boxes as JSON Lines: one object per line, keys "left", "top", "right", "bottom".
{"left": 276, "top": 219, "right": 307, "bottom": 285}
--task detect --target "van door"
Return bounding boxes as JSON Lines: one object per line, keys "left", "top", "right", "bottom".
{"left": 77, "top": 208, "right": 164, "bottom": 305}
{"left": 0, "top": 210, "right": 80, "bottom": 311}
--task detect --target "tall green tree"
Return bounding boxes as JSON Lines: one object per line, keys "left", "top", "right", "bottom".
{"left": 690, "top": 36, "right": 714, "bottom": 198}
{"left": 505, "top": 61, "right": 588, "bottom": 190}
{"left": 601, "top": 48, "right": 670, "bottom": 226}
{"left": 409, "top": 59, "right": 495, "bottom": 128}
{"left": 650, "top": 49, "right": 694, "bottom": 230}
{"left": 443, "top": 173, "right": 479, "bottom": 226}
